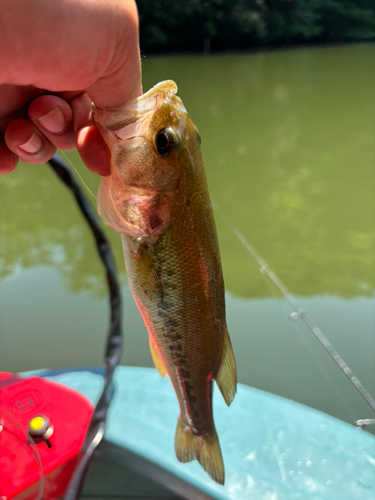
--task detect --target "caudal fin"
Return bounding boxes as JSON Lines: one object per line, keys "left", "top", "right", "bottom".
{"left": 174, "top": 415, "right": 225, "bottom": 485}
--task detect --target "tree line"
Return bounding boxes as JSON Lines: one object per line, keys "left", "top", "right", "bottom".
{"left": 137, "top": 0, "right": 375, "bottom": 53}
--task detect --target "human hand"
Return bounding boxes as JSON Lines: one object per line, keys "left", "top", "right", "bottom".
{"left": 0, "top": 0, "right": 141, "bottom": 175}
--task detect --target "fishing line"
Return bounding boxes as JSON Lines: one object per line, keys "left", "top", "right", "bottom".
{"left": 254, "top": 260, "right": 356, "bottom": 421}
{"left": 212, "top": 198, "right": 375, "bottom": 422}
{"left": 255, "top": 257, "right": 356, "bottom": 419}
{"left": 60, "top": 151, "right": 97, "bottom": 201}
{"left": 258, "top": 265, "right": 356, "bottom": 418}
{"left": 287, "top": 315, "right": 357, "bottom": 420}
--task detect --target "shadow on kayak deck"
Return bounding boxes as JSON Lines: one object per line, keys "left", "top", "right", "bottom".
{"left": 81, "top": 455, "right": 182, "bottom": 500}
{"left": 81, "top": 441, "right": 194, "bottom": 500}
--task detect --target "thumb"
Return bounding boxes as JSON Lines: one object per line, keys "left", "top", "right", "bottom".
{"left": 85, "top": 0, "right": 142, "bottom": 109}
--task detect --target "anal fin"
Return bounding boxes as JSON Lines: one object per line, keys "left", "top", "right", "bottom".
{"left": 149, "top": 336, "right": 167, "bottom": 377}
{"left": 215, "top": 328, "right": 237, "bottom": 406}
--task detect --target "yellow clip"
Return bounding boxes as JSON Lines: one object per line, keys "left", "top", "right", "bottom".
{"left": 29, "top": 416, "right": 45, "bottom": 432}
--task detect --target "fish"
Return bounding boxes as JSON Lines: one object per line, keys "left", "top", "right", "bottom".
{"left": 92, "top": 81, "right": 237, "bottom": 485}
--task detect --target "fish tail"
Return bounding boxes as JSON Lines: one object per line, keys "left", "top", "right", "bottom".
{"left": 175, "top": 415, "right": 225, "bottom": 485}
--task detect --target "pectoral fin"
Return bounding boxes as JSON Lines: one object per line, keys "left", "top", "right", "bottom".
{"left": 136, "top": 243, "right": 163, "bottom": 299}
{"left": 215, "top": 328, "right": 237, "bottom": 406}
{"left": 149, "top": 336, "right": 167, "bottom": 377}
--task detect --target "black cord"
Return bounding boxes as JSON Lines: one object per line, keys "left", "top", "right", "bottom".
{"left": 47, "top": 154, "right": 122, "bottom": 500}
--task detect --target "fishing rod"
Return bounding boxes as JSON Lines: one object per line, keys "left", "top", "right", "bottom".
{"left": 47, "top": 154, "right": 123, "bottom": 500}
{"left": 212, "top": 199, "right": 375, "bottom": 428}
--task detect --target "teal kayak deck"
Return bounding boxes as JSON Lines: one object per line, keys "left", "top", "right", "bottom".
{"left": 43, "top": 367, "right": 375, "bottom": 500}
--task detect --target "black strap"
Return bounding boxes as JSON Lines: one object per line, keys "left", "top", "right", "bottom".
{"left": 47, "top": 155, "right": 122, "bottom": 500}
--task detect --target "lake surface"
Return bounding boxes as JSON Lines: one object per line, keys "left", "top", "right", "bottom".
{"left": 1, "top": 44, "right": 374, "bottom": 430}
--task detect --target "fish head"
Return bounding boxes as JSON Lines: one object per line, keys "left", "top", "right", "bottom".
{"left": 93, "top": 80, "right": 201, "bottom": 237}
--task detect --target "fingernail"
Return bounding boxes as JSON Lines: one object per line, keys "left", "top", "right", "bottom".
{"left": 18, "top": 130, "right": 43, "bottom": 154}
{"left": 36, "top": 107, "right": 66, "bottom": 134}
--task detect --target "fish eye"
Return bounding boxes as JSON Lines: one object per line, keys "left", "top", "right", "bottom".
{"left": 155, "top": 128, "right": 177, "bottom": 157}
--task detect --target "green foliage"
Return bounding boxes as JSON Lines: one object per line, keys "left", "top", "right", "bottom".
{"left": 136, "top": 0, "right": 375, "bottom": 52}
{"left": 137, "top": 0, "right": 268, "bottom": 52}
{"left": 320, "top": 1, "right": 375, "bottom": 40}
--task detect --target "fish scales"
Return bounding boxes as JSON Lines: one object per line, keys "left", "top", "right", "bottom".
{"left": 93, "top": 81, "right": 237, "bottom": 485}
{"left": 123, "top": 194, "right": 224, "bottom": 434}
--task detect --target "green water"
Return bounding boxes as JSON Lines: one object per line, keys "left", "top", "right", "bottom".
{"left": 1, "top": 44, "right": 374, "bottom": 428}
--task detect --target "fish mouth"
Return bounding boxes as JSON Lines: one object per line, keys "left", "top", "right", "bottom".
{"left": 92, "top": 80, "right": 179, "bottom": 133}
